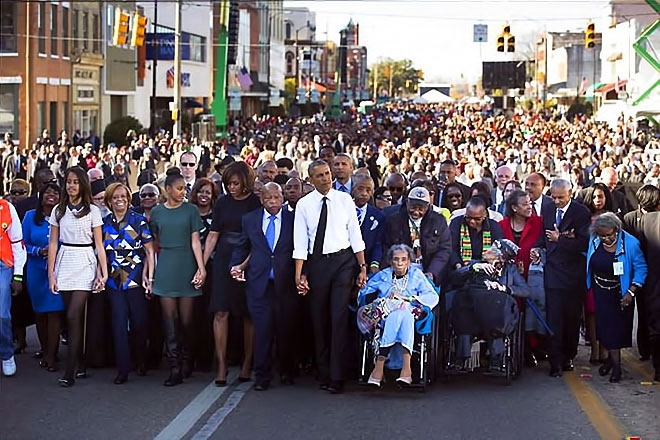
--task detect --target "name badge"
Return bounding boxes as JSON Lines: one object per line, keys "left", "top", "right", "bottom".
{"left": 613, "top": 261, "right": 624, "bottom": 276}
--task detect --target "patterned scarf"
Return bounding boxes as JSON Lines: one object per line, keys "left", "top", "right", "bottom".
{"left": 460, "top": 223, "right": 491, "bottom": 262}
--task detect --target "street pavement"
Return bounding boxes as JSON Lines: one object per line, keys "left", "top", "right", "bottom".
{"left": 2, "top": 333, "right": 659, "bottom": 440}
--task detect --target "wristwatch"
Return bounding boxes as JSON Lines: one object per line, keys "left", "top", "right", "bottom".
{"left": 627, "top": 289, "right": 636, "bottom": 297}
{"left": 359, "top": 263, "right": 367, "bottom": 270}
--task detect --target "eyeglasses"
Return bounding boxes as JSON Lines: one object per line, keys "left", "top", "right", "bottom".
{"left": 377, "top": 195, "right": 392, "bottom": 201}
{"left": 140, "top": 192, "right": 158, "bottom": 198}
{"left": 180, "top": 162, "right": 196, "bottom": 167}
{"left": 44, "top": 178, "right": 58, "bottom": 185}
{"left": 597, "top": 231, "right": 618, "bottom": 241}
{"left": 10, "top": 190, "right": 27, "bottom": 196}
{"left": 464, "top": 215, "right": 486, "bottom": 222}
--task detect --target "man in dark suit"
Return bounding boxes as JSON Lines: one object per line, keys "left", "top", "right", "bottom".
{"left": 352, "top": 175, "right": 384, "bottom": 273}
{"left": 4, "top": 146, "right": 28, "bottom": 193}
{"left": 14, "top": 169, "right": 57, "bottom": 220}
{"left": 536, "top": 178, "right": 591, "bottom": 377}
{"left": 525, "top": 172, "right": 554, "bottom": 217}
{"left": 332, "top": 133, "right": 346, "bottom": 154}
{"left": 230, "top": 182, "right": 298, "bottom": 391}
{"left": 491, "top": 166, "right": 514, "bottom": 210}
{"left": 332, "top": 153, "right": 355, "bottom": 194}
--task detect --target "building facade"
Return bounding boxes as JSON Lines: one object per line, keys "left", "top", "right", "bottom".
{"left": 70, "top": 1, "right": 104, "bottom": 140}
{"left": 134, "top": 1, "right": 212, "bottom": 131}
{"left": 101, "top": 2, "right": 137, "bottom": 133}
{"left": 283, "top": 7, "right": 318, "bottom": 88}
{"left": 0, "top": 1, "right": 75, "bottom": 145}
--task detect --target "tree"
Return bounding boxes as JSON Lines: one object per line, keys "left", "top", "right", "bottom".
{"left": 103, "top": 116, "right": 143, "bottom": 146}
{"left": 368, "top": 58, "right": 423, "bottom": 98}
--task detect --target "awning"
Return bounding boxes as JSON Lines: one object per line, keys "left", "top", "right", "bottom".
{"left": 606, "top": 52, "right": 623, "bottom": 62}
{"left": 595, "top": 79, "right": 628, "bottom": 94}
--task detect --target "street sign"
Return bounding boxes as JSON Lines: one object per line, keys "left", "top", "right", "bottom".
{"left": 473, "top": 24, "right": 488, "bottom": 43}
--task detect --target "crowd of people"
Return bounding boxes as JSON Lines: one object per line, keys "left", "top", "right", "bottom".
{"left": 1, "top": 102, "right": 659, "bottom": 394}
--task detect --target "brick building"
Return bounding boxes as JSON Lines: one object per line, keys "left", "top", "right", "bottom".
{"left": 0, "top": 1, "right": 103, "bottom": 147}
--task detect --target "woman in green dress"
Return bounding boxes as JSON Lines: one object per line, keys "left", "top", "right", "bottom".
{"left": 150, "top": 168, "right": 206, "bottom": 386}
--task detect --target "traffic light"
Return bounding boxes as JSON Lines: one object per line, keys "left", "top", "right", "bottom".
{"left": 585, "top": 22, "right": 596, "bottom": 49}
{"left": 112, "top": 8, "right": 130, "bottom": 46}
{"left": 507, "top": 34, "right": 515, "bottom": 53}
{"left": 497, "top": 34, "right": 505, "bottom": 52}
{"left": 130, "top": 13, "right": 148, "bottom": 47}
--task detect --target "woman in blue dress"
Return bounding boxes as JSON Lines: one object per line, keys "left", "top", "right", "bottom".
{"left": 358, "top": 244, "right": 439, "bottom": 387}
{"left": 23, "top": 183, "right": 63, "bottom": 372}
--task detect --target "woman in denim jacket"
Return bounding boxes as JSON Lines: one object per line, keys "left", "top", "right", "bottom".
{"left": 586, "top": 212, "right": 647, "bottom": 382}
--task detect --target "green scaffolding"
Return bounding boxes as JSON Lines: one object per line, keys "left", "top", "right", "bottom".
{"left": 632, "top": 0, "right": 660, "bottom": 106}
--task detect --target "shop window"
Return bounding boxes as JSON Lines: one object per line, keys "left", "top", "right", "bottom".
{"left": 0, "top": 84, "right": 18, "bottom": 136}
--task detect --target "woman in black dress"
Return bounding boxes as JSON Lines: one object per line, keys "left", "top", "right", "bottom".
{"left": 587, "top": 213, "right": 647, "bottom": 382}
{"left": 190, "top": 178, "right": 219, "bottom": 372}
{"left": 203, "top": 162, "right": 261, "bottom": 385}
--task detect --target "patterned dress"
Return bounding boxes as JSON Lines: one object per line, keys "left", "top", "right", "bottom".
{"left": 102, "top": 209, "right": 152, "bottom": 291}
{"left": 49, "top": 204, "right": 103, "bottom": 291}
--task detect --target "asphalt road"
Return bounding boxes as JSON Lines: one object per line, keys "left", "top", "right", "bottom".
{"left": 2, "top": 331, "right": 659, "bottom": 440}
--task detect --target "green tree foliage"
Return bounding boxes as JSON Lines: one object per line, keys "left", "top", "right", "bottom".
{"left": 368, "top": 58, "right": 423, "bottom": 98}
{"left": 103, "top": 116, "right": 143, "bottom": 146}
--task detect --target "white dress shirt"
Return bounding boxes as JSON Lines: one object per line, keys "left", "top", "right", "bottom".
{"left": 293, "top": 189, "right": 365, "bottom": 260}
{"left": 532, "top": 197, "right": 543, "bottom": 216}
{"left": 262, "top": 208, "right": 282, "bottom": 249}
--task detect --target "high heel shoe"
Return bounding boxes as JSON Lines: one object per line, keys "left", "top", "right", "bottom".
{"left": 598, "top": 361, "right": 612, "bottom": 377}
{"left": 367, "top": 375, "right": 382, "bottom": 388}
{"left": 609, "top": 366, "right": 621, "bottom": 383}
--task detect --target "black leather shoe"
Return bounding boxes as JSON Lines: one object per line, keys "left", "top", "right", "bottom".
{"left": 525, "top": 352, "right": 538, "bottom": 368}
{"left": 33, "top": 350, "right": 44, "bottom": 359}
{"left": 598, "top": 362, "right": 612, "bottom": 377}
{"left": 215, "top": 379, "right": 227, "bottom": 387}
{"left": 562, "top": 360, "right": 574, "bottom": 372}
{"left": 136, "top": 365, "right": 147, "bottom": 377}
{"left": 319, "top": 383, "right": 329, "bottom": 391}
{"left": 238, "top": 376, "right": 251, "bottom": 383}
{"left": 280, "top": 375, "right": 294, "bottom": 385}
{"left": 253, "top": 383, "right": 269, "bottom": 391}
{"left": 164, "top": 371, "right": 183, "bottom": 387}
{"left": 326, "top": 381, "right": 343, "bottom": 394}
{"left": 609, "top": 366, "right": 621, "bottom": 383}
{"left": 59, "top": 375, "right": 75, "bottom": 387}
{"left": 114, "top": 374, "right": 128, "bottom": 385}
{"left": 75, "top": 369, "right": 87, "bottom": 379}
{"left": 182, "top": 361, "right": 193, "bottom": 379}
{"left": 549, "top": 367, "right": 562, "bottom": 378}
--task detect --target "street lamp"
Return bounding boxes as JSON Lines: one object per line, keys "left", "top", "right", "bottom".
{"left": 294, "top": 21, "right": 315, "bottom": 93}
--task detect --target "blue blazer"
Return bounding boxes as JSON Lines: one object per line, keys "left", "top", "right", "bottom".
{"left": 586, "top": 230, "right": 647, "bottom": 296}
{"left": 231, "top": 207, "right": 296, "bottom": 299}
{"left": 360, "top": 205, "right": 384, "bottom": 267}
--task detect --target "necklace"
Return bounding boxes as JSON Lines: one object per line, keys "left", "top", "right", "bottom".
{"left": 391, "top": 272, "right": 409, "bottom": 294}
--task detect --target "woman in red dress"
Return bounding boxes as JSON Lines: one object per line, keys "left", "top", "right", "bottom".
{"left": 500, "top": 189, "right": 544, "bottom": 366}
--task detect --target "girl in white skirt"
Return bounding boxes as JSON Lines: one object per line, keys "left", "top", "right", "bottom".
{"left": 48, "top": 167, "right": 108, "bottom": 387}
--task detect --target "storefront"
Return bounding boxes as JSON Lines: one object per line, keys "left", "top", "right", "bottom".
{"left": 72, "top": 61, "right": 102, "bottom": 137}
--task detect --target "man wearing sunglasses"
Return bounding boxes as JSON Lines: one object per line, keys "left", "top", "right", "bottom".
{"left": 14, "top": 169, "right": 58, "bottom": 221}
{"left": 179, "top": 151, "right": 198, "bottom": 199}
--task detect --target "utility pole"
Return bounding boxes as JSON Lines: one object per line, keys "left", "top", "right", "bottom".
{"left": 172, "top": 0, "right": 182, "bottom": 138}
{"left": 25, "top": 2, "right": 31, "bottom": 145}
{"left": 150, "top": 0, "right": 158, "bottom": 134}
{"left": 372, "top": 62, "right": 377, "bottom": 98}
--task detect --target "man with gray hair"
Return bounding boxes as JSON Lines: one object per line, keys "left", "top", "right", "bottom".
{"left": 536, "top": 178, "right": 591, "bottom": 377}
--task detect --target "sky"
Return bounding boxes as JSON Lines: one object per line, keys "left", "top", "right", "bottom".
{"left": 283, "top": 0, "right": 615, "bottom": 83}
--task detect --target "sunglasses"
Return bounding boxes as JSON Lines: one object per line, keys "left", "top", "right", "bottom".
{"left": 377, "top": 195, "right": 392, "bottom": 201}
{"left": 388, "top": 186, "right": 405, "bottom": 192}
{"left": 10, "top": 190, "right": 27, "bottom": 196}
{"left": 465, "top": 215, "right": 486, "bottom": 222}
{"left": 140, "top": 192, "right": 158, "bottom": 198}
{"left": 180, "top": 162, "right": 196, "bottom": 167}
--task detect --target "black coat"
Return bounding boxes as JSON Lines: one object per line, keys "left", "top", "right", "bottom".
{"left": 381, "top": 205, "right": 452, "bottom": 286}
{"left": 638, "top": 212, "right": 660, "bottom": 337}
{"left": 540, "top": 201, "right": 591, "bottom": 290}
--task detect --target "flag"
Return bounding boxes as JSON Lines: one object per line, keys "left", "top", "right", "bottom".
{"left": 166, "top": 67, "right": 175, "bottom": 88}
{"left": 579, "top": 76, "right": 588, "bottom": 95}
{"left": 236, "top": 66, "right": 253, "bottom": 90}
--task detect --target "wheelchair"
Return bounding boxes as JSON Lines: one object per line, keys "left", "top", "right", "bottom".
{"left": 357, "top": 290, "right": 441, "bottom": 391}
{"left": 439, "top": 286, "right": 524, "bottom": 384}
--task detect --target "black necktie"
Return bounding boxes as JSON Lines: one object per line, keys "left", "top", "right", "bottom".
{"left": 313, "top": 196, "right": 328, "bottom": 256}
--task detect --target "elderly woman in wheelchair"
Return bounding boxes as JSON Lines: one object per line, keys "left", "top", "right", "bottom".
{"left": 357, "top": 244, "right": 439, "bottom": 388}
{"left": 450, "top": 239, "right": 529, "bottom": 375}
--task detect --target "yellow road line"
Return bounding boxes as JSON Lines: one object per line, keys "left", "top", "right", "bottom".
{"left": 564, "top": 371, "right": 628, "bottom": 440}
{"left": 621, "top": 349, "right": 655, "bottom": 381}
